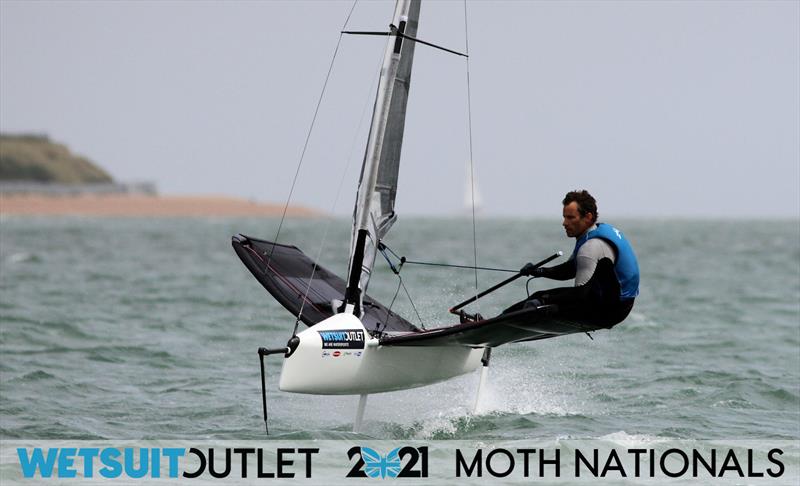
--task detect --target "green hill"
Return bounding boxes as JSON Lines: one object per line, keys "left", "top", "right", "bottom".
{"left": 0, "top": 134, "right": 113, "bottom": 184}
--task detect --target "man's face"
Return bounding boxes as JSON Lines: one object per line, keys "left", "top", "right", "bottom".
{"left": 562, "top": 201, "right": 594, "bottom": 238}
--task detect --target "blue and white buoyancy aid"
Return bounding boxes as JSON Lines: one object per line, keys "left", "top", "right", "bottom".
{"left": 573, "top": 223, "right": 640, "bottom": 300}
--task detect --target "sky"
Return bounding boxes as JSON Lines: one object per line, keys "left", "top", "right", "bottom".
{"left": 1, "top": 0, "right": 798, "bottom": 218}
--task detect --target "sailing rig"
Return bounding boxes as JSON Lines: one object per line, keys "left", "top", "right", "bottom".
{"left": 233, "top": 0, "right": 609, "bottom": 431}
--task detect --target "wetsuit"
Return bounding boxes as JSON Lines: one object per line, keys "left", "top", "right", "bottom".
{"left": 503, "top": 223, "right": 639, "bottom": 328}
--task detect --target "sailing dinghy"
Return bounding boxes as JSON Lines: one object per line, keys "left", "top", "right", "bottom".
{"left": 233, "top": 0, "right": 613, "bottom": 431}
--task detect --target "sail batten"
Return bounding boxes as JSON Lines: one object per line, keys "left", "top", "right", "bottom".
{"left": 344, "top": 0, "right": 420, "bottom": 313}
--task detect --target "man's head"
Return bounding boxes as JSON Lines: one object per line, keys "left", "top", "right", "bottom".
{"left": 562, "top": 190, "right": 598, "bottom": 238}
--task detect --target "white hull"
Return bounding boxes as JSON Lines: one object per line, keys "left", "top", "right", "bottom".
{"left": 279, "top": 313, "right": 483, "bottom": 395}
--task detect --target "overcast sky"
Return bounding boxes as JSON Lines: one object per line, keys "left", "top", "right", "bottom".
{"left": 2, "top": 0, "right": 798, "bottom": 218}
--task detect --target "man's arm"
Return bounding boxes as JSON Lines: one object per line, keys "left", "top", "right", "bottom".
{"left": 527, "top": 258, "right": 576, "bottom": 281}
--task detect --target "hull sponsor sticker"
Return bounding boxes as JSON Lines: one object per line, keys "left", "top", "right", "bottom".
{"left": 318, "top": 329, "right": 365, "bottom": 350}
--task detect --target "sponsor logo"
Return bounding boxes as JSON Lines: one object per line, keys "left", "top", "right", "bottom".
{"left": 318, "top": 329, "right": 365, "bottom": 350}
{"left": 346, "top": 446, "right": 429, "bottom": 479}
{"left": 361, "top": 447, "right": 401, "bottom": 479}
{"left": 322, "top": 350, "right": 363, "bottom": 359}
{"left": 15, "top": 447, "right": 319, "bottom": 479}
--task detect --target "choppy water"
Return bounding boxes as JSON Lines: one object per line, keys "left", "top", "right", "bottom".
{"left": 1, "top": 216, "right": 798, "bottom": 447}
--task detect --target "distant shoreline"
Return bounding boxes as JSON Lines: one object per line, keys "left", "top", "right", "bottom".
{"left": 0, "top": 194, "right": 320, "bottom": 217}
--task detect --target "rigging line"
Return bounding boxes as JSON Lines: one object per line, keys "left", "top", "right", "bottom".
{"left": 265, "top": 0, "right": 360, "bottom": 269}
{"left": 377, "top": 242, "right": 403, "bottom": 260}
{"left": 379, "top": 241, "right": 515, "bottom": 273}
{"left": 382, "top": 277, "right": 403, "bottom": 334}
{"left": 399, "top": 276, "right": 426, "bottom": 330}
{"left": 404, "top": 260, "right": 517, "bottom": 273}
{"left": 377, "top": 244, "right": 425, "bottom": 329}
{"left": 376, "top": 244, "right": 422, "bottom": 329}
{"left": 463, "top": 0, "right": 480, "bottom": 312}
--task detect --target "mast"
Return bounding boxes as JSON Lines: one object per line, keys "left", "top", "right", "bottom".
{"left": 343, "top": 0, "right": 420, "bottom": 315}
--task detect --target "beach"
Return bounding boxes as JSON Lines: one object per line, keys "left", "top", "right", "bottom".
{"left": 0, "top": 194, "right": 319, "bottom": 217}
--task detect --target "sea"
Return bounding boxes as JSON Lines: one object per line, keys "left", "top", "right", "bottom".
{"left": 1, "top": 216, "right": 798, "bottom": 485}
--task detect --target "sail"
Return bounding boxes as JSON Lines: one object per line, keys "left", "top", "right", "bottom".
{"left": 374, "top": 0, "right": 420, "bottom": 230}
{"left": 344, "top": 0, "right": 420, "bottom": 313}
{"left": 231, "top": 235, "right": 420, "bottom": 333}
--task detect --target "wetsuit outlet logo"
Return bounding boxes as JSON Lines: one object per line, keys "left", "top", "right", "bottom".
{"left": 16, "top": 447, "right": 318, "bottom": 479}
{"left": 318, "top": 329, "right": 365, "bottom": 349}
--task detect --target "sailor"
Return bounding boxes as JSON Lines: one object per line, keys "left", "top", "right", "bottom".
{"left": 504, "top": 190, "right": 639, "bottom": 327}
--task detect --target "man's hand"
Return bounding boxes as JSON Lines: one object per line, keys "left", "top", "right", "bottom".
{"left": 520, "top": 262, "right": 547, "bottom": 277}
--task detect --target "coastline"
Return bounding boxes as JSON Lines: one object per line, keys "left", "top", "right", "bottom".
{"left": 0, "top": 194, "right": 320, "bottom": 217}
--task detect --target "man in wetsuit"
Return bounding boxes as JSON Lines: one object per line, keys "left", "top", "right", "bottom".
{"left": 504, "top": 190, "right": 639, "bottom": 327}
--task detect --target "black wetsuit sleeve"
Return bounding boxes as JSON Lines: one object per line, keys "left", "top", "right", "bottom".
{"left": 534, "top": 258, "right": 615, "bottom": 308}
{"left": 538, "top": 258, "right": 577, "bottom": 281}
